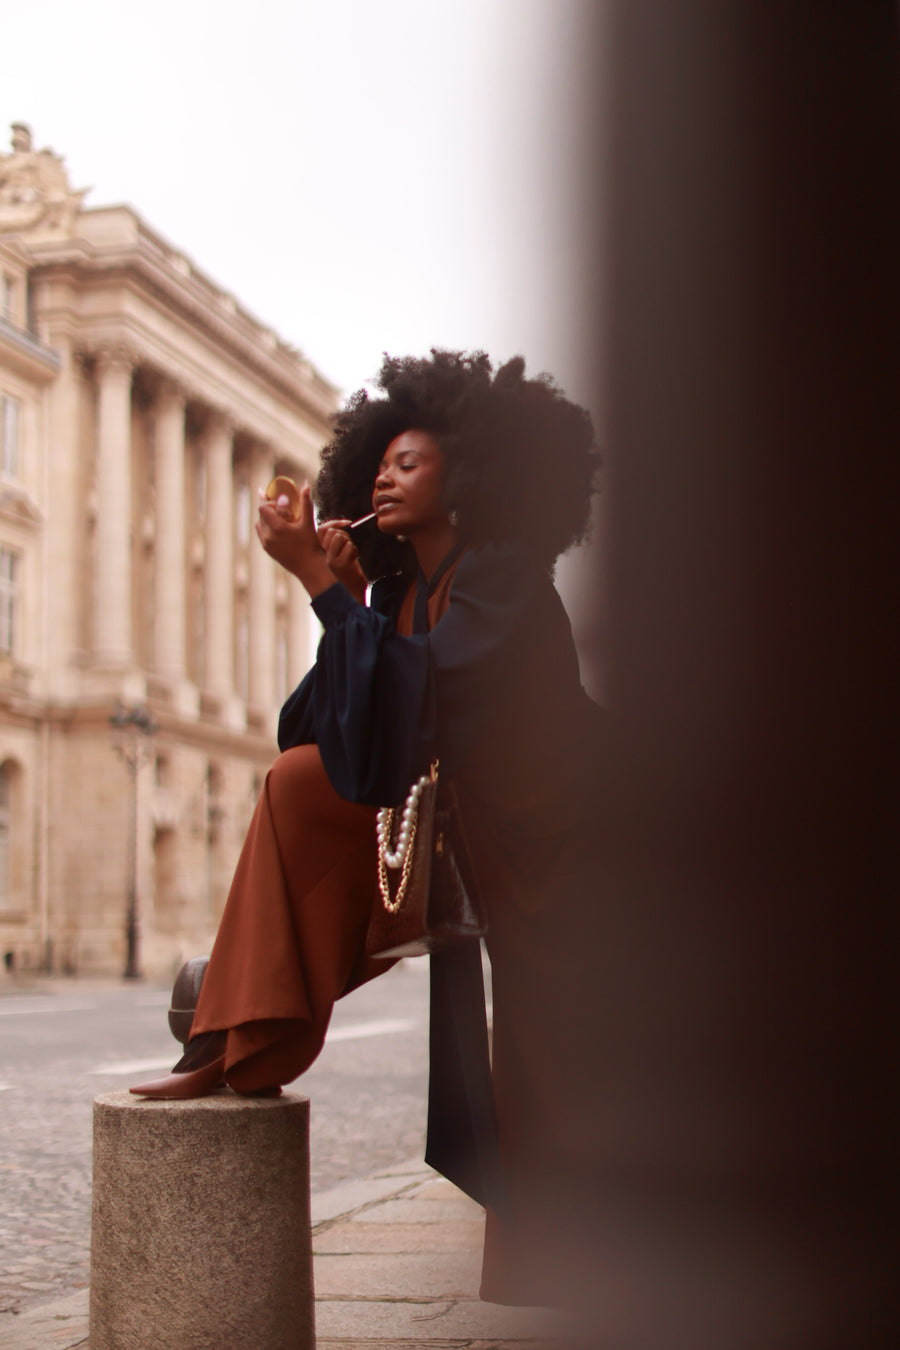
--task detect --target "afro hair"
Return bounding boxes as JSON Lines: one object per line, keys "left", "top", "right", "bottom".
{"left": 315, "top": 349, "right": 598, "bottom": 580}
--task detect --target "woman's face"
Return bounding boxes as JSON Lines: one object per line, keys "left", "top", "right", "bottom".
{"left": 372, "top": 430, "right": 447, "bottom": 539}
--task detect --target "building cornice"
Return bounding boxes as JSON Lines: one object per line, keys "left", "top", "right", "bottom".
{"left": 0, "top": 484, "right": 44, "bottom": 527}
{"left": 23, "top": 209, "right": 339, "bottom": 424}
{"left": 69, "top": 320, "right": 324, "bottom": 468}
{"left": 42, "top": 698, "right": 278, "bottom": 763}
{"left": 0, "top": 316, "right": 60, "bottom": 383}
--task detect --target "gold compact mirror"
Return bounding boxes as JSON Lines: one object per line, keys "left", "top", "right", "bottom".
{"left": 264, "top": 476, "right": 303, "bottom": 521}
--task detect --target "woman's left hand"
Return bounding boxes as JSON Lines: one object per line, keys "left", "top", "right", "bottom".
{"left": 256, "top": 484, "right": 335, "bottom": 599}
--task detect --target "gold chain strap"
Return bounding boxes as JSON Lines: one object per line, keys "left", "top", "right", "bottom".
{"left": 376, "top": 807, "right": 419, "bottom": 914}
{"left": 375, "top": 760, "right": 437, "bottom": 915}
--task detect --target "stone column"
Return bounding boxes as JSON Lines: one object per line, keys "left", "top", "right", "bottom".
{"left": 153, "top": 380, "right": 187, "bottom": 682}
{"left": 288, "top": 575, "right": 317, "bottom": 694}
{"left": 203, "top": 411, "right": 235, "bottom": 703}
{"left": 248, "top": 448, "right": 275, "bottom": 714}
{"left": 94, "top": 345, "right": 134, "bottom": 664}
{"left": 43, "top": 332, "right": 86, "bottom": 691}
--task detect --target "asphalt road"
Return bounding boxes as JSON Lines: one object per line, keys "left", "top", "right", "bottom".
{"left": 0, "top": 959, "right": 432, "bottom": 1319}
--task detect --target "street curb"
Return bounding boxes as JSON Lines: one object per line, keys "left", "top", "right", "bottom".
{"left": 0, "top": 1289, "right": 89, "bottom": 1350}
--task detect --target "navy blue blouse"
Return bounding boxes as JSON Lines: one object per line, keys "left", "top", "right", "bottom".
{"left": 278, "top": 543, "right": 598, "bottom": 814}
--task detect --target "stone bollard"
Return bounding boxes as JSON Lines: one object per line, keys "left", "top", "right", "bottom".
{"left": 90, "top": 1090, "right": 314, "bottom": 1350}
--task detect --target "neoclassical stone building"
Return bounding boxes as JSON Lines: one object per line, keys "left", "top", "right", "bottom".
{"left": 0, "top": 124, "right": 339, "bottom": 977}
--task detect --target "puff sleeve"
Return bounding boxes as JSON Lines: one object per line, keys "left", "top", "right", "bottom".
{"left": 276, "top": 547, "right": 541, "bottom": 807}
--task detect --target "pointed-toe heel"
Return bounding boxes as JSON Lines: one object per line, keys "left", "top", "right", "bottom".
{"left": 129, "top": 1054, "right": 226, "bottom": 1100}
{"left": 130, "top": 1030, "right": 227, "bottom": 1100}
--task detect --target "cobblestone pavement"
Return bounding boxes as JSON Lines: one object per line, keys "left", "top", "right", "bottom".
{"left": 0, "top": 960, "right": 432, "bottom": 1327}
{"left": 1, "top": 987, "right": 114, "bottom": 1320}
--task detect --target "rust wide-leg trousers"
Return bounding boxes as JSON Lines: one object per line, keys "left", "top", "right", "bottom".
{"left": 189, "top": 743, "right": 394, "bottom": 1094}
{"left": 188, "top": 737, "right": 589, "bottom": 1306}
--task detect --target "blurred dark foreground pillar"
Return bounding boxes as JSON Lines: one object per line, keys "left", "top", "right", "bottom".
{"left": 557, "top": 5, "right": 899, "bottom": 1347}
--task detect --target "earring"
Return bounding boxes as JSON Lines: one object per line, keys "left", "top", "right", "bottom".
{"left": 396, "top": 535, "right": 407, "bottom": 543}
{"left": 449, "top": 509, "right": 459, "bottom": 528}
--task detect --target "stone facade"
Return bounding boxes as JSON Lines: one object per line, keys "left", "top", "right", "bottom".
{"left": 0, "top": 124, "right": 338, "bottom": 977}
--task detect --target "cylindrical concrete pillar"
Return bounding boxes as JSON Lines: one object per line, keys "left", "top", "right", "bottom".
{"left": 90, "top": 1090, "right": 314, "bottom": 1350}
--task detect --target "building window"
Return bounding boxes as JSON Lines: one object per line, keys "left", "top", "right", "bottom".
{"left": 236, "top": 481, "right": 250, "bottom": 545}
{"left": 0, "top": 548, "right": 18, "bottom": 654}
{"left": 277, "top": 630, "right": 288, "bottom": 704}
{"left": 235, "top": 613, "right": 249, "bottom": 699}
{"left": 1, "top": 395, "right": 20, "bottom": 479}
{"left": 205, "top": 763, "right": 224, "bottom": 844}
{"left": 195, "top": 450, "right": 207, "bottom": 521}
{"left": 193, "top": 589, "right": 206, "bottom": 686}
{"left": 1, "top": 275, "right": 12, "bottom": 321}
{"left": 0, "top": 763, "right": 9, "bottom": 907}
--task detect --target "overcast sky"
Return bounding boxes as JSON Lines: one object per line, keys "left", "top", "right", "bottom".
{"left": 2, "top": 0, "right": 602, "bottom": 404}
{"left": 3, "top": 0, "right": 606, "bottom": 680}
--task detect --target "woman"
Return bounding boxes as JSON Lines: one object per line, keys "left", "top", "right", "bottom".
{"left": 131, "top": 349, "right": 602, "bottom": 1305}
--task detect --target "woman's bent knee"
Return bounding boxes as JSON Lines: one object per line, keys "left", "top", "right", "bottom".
{"left": 266, "top": 744, "right": 374, "bottom": 829}
{"left": 267, "top": 744, "right": 326, "bottom": 797}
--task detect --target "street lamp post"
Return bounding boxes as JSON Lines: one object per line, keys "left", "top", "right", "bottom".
{"left": 109, "top": 703, "right": 158, "bottom": 980}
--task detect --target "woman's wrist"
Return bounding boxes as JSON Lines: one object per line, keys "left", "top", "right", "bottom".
{"left": 293, "top": 551, "right": 340, "bottom": 601}
{"left": 343, "top": 575, "right": 368, "bottom": 604}
{"left": 311, "top": 579, "right": 360, "bottom": 626}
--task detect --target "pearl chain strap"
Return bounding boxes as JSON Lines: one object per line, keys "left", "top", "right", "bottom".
{"left": 376, "top": 760, "right": 438, "bottom": 914}
{"left": 376, "top": 771, "right": 430, "bottom": 869}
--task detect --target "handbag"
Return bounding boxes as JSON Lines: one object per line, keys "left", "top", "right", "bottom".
{"left": 365, "top": 759, "right": 486, "bottom": 959}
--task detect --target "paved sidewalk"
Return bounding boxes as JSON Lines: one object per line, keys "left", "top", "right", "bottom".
{"left": 0, "top": 1159, "right": 567, "bottom": 1349}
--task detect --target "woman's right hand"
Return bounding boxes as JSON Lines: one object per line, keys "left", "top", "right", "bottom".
{"left": 317, "top": 520, "right": 368, "bottom": 603}
{"left": 256, "top": 484, "right": 335, "bottom": 600}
